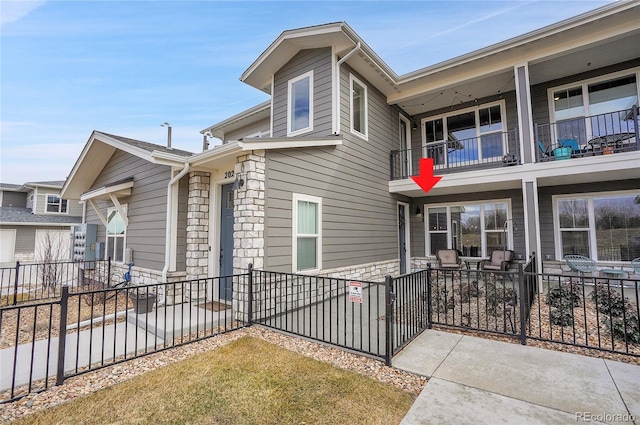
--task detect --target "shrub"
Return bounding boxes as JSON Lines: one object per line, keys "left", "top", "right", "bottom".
{"left": 485, "top": 282, "right": 515, "bottom": 314}
{"left": 590, "top": 284, "right": 625, "bottom": 317}
{"left": 602, "top": 303, "right": 640, "bottom": 344}
{"left": 546, "top": 283, "right": 581, "bottom": 309}
{"left": 550, "top": 308, "right": 574, "bottom": 327}
{"left": 459, "top": 281, "right": 482, "bottom": 303}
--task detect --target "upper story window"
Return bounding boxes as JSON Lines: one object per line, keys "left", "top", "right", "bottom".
{"left": 350, "top": 74, "right": 368, "bottom": 139}
{"left": 422, "top": 101, "right": 505, "bottom": 168}
{"left": 46, "top": 194, "right": 68, "bottom": 213}
{"left": 549, "top": 70, "right": 638, "bottom": 145}
{"left": 288, "top": 71, "right": 313, "bottom": 136}
{"left": 292, "top": 193, "right": 322, "bottom": 272}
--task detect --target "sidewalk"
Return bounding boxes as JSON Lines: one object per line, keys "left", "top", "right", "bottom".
{"left": 394, "top": 330, "right": 639, "bottom": 424}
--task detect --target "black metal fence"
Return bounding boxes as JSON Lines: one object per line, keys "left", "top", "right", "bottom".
{"left": 0, "top": 260, "right": 112, "bottom": 306}
{"left": 2, "top": 260, "right": 638, "bottom": 404}
{"left": 0, "top": 274, "right": 249, "bottom": 403}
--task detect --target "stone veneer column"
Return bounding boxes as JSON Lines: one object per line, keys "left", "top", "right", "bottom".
{"left": 233, "top": 151, "right": 265, "bottom": 275}
{"left": 184, "top": 171, "right": 210, "bottom": 302}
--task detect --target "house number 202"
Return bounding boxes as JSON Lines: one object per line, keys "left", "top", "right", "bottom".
{"left": 224, "top": 170, "right": 235, "bottom": 179}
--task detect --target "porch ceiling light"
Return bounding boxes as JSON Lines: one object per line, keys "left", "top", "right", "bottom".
{"left": 232, "top": 174, "right": 245, "bottom": 191}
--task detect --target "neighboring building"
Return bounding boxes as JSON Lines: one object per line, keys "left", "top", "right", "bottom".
{"left": 0, "top": 181, "right": 82, "bottom": 265}
{"left": 61, "top": 1, "right": 640, "bottom": 301}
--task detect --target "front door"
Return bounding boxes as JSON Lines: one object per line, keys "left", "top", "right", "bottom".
{"left": 219, "top": 183, "right": 234, "bottom": 300}
{"left": 398, "top": 204, "right": 407, "bottom": 274}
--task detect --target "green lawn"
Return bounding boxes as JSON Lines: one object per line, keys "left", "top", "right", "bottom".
{"left": 13, "top": 336, "right": 414, "bottom": 425}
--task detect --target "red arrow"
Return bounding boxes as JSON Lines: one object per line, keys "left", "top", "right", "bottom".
{"left": 411, "top": 158, "right": 442, "bottom": 194}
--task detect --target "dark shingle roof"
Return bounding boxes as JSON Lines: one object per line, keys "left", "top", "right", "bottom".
{"left": 97, "top": 132, "right": 195, "bottom": 158}
{"left": 0, "top": 183, "right": 26, "bottom": 191}
{"left": 0, "top": 207, "right": 82, "bottom": 225}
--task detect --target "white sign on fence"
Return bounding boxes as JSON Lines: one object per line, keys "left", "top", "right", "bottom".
{"left": 349, "top": 281, "right": 363, "bottom": 303}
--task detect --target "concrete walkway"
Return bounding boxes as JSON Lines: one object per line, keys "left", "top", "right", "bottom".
{"left": 394, "top": 330, "right": 639, "bottom": 425}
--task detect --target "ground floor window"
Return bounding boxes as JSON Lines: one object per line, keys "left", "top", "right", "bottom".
{"left": 426, "top": 200, "right": 511, "bottom": 257}
{"left": 555, "top": 191, "right": 640, "bottom": 261}
{"left": 107, "top": 206, "right": 127, "bottom": 263}
{"left": 292, "top": 194, "right": 322, "bottom": 272}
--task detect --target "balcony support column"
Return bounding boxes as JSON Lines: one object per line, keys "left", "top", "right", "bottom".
{"left": 514, "top": 64, "right": 535, "bottom": 164}
{"left": 522, "top": 178, "right": 542, "bottom": 279}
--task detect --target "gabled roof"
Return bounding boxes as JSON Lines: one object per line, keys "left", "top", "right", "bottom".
{"left": 238, "top": 0, "right": 640, "bottom": 116}
{"left": 0, "top": 183, "right": 26, "bottom": 192}
{"left": 62, "top": 131, "right": 195, "bottom": 200}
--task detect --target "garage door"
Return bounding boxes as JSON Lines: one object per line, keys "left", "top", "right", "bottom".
{"left": 35, "top": 229, "right": 71, "bottom": 262}
{"left": 0, "top": 229, "right": 16, "bottom": 265}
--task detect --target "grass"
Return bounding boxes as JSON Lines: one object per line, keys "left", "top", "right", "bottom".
{"left": 12, "top": 336, "right": 414, "bottom": 425}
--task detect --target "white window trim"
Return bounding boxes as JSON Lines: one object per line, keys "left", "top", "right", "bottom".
{"left": 45, "top": 194, "right": 68, "bottom": 214}
{"left": 292, "top": 193, "right": 322, "bottom": 273}
{"left": 287, "top": 70, "right": 314, "bottom": 137}
{"left": 106, "top": 205, "right": 128, "bottom": 263}
{"left": 552, "top": 189, "right": 639, "bottom": 263}
{"left": 349, "top": 73, "right": 368, "bottom": 140}
{"left": 420, "top": 100, "right": 507, "bottom": 168}
{"left": 424, "top": 199, "right": 512, "bottom": 258}
{"left": 546, "top": 67, "right": 640, "bottom": 139}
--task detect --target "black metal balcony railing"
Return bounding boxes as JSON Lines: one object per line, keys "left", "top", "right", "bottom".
{"left": 535, "top": 106, "right": 639, "bottom": 162}
{"left": 390, "top": 129, "right": 520, "bottom": 180}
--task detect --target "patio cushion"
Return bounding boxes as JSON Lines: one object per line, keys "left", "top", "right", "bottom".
{"left": 481, "top": 250, "right": 514, "bottom": 271}
{"left": 436, "top": 249, "right": 462, "bottom": 269}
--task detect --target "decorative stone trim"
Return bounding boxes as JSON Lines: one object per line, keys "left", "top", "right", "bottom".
{"left": 185, "top": 171, "right": 210, "bottom": 284}
{"left": 318, "top": 259, "right": 401, "bottom": 281}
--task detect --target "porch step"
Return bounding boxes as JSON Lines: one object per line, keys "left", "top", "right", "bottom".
{"left": 126, "top": 302, "right": 233, "bottom": 340}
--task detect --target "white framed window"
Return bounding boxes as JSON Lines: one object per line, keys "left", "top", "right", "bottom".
{"left": 292, "top": 193, "right": 322, "bottom": 272}
{"left": 421, "top": 100, "right": 506, "bottom": 168}
{"left": 553, "top": 191, "right": 640, "bottom": 262}
{"left": 287, "top": 71, "right": 313, "bottom": 136}
{"left": 106, "top": 205, "right": 127, "bottom": 263}
{"left": 45, "top": 194, "right": 68, "bottom": 214}
{"left": 350, "top": 74, "right": 368, "bottom": 139}
{"left": 425, "top": 200, "right": 512, "bottom": 257}
{"left": 548, "top": 69, "right": 639, "bottom": 145}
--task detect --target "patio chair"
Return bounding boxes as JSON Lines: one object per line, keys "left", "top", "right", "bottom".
{"left": 564, "top": 255, "right": 597, "bottom": 276}
{"left": 436, "top": 249, "right": 463, "bottom": 270}
{"left": 480, "top": 250, "right": 514, "bottom": 272}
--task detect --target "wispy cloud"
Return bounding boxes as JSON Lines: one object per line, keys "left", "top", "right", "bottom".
{"left": 1, "top": 0, "right": 46, "bottom": 26}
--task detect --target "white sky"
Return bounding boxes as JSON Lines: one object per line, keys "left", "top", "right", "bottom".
{"left": 0, "top": 0, "right": 613, "bottom": 184}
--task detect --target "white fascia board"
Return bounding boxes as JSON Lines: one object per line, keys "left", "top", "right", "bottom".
{"left": 201, "top": 100, "right": 271, "bottom": 139}
{"left": 80, "top": 180, "right": 134, "bottom": 202}
{"left": 1, "top": 222, "right": 80, "bottom": 227}
{"left": 240, "top": 137, "right": 342, "bottom": 151}
{"left": 94, "top": 132, "right": 156, "bottom": 162}
{"left": 150, "top": 150, "right": 192, "bottom": 167}
{"left": 189, "top": 141, "right": 243, "bottom": 168}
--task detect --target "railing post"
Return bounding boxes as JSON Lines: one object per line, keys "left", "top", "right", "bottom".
{"left": 426, "top": 264, "right": 432, "bottom": 329}
{"left": 107, "top": 257, "right": 112, "bottom": 287}
{"left": 12, "top": 261, "right": 20, "bottom": 305}
{"left": 518, "top": 263, "right": 527, "bottom": 345}
{"left": 384, "top": 274, "right": 395, "bottom": 367}
{"left": 247, "top": 263, "right": 253, "bottom": 326}
{"left": 633, "top": 105, "right": 639, "bottom": 149}
{"left": 56, "top": 286, "right": 69, "bottom": 386}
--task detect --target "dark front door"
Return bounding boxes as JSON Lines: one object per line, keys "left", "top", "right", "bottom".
{"left": 219, "top": 183, "right": 234, "bottom": 300}
{"left": 398, "top": 204, "right": 407, "bottom": 274}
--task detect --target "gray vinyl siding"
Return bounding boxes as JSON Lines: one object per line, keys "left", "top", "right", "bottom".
{"left": 265, "top": 64, "right": 400, "bottom": 272}
{"left": 411, "top": 190, "right": 526, "bottom": 258}
{"left": 530, "top": 59, "right": 640, "bottom": 127}
{"left": 224, "top": 117, "right": 271, "bottom": 142}
{"left": 272, "top": 48, "right": 333, "bottom": 138}
{"left": 538, "top": 180, "right": 640, "bottom": 261}
{"left": 1, "top": 192, "right": 26, "bottom": 208}
{"left": 85, "top": 150, "right": 171, "bottom": 271}
{"left": 176, "top": 175, "right": 188, "bottom": 271}
{"left": 31, "top": 190, "right": 83, "bottom": 216}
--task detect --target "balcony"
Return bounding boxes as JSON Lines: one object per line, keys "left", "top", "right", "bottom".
{"left": 535, "top": 107, "right": 639, "bottom": 162}
{"left": 390, "top": 129, "right": 520, "bottom": 180}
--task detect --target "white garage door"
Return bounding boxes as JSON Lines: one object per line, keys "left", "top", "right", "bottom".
{"left": 0, "top": 229, "right": 17, "bottom": 265}
{"left": 35, "top": 229, "right": 71, "bottom": 262}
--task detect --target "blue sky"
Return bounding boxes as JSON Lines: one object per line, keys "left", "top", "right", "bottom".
{"left": 1, "top": 0, "right": 613, "bottom": 184}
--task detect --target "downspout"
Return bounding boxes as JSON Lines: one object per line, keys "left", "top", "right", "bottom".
{"left": 159, "top": 162, "right": 190, "bottom": 304}
{"left": 334, "top": 41, "right": 361, "bottom": 135}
